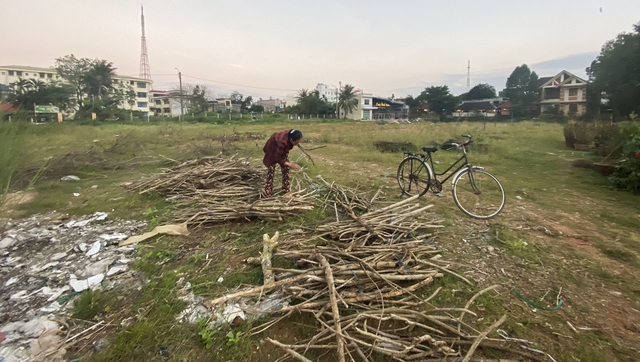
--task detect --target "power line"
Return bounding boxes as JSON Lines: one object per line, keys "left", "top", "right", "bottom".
{"left": 181, "top": 74, "right": 297, "bottom": 92}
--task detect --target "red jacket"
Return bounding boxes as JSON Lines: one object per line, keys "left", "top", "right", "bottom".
{"left": 263, "top": 130, "right": 294, "bottom": 167}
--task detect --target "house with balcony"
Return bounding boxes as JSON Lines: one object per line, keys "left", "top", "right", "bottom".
{"left": 537, "top": 70, "right": 588, "bottom": 116}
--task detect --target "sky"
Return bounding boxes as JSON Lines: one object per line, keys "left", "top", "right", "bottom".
{"left": 1, "top": 0, "right": 639, "bottom": 100}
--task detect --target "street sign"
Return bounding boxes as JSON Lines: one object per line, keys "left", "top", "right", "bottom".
{"left": 34, "top": 105, "right": 60, "bottom": 113}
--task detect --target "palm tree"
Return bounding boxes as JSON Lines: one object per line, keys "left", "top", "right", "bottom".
{"left": 337, "top": 84, "right": 358, "bottom": 119}
{"left": 84, "top": 60, "right": 117, "bottom": 98}
{"left": 296, "top": 89, "right": 311, "bottom": 115}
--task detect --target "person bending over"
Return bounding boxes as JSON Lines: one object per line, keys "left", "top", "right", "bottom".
{"left": 262, "top": 129, "right": 302, "bottom": 197}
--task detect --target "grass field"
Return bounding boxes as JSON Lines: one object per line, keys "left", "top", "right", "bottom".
{"left": 2, "top": 118, "right": 639, "bottom": 361}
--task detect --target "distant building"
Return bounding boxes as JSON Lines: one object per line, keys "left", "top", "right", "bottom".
{"left": 343, "top": 90, "right": 409, "bottom": 120}
{"left": 0, "top": 64, "right": 153, "bottom": 115}
{"left": 149, "top": 89, "right": 181, "bottom": 117}
{"left": 453, "top": 98, "right": 507, "bottom": 118}
{"left": 256, "top": 98, "right": 283, "bottom": 112}
{"left": 536, "top": 70, "right": 588, "bottom": 116}
{"left": 315, "top": 83, "right": 338, "bottom": 103}
{"left": 208, "top": 98, "right": 240, "bottom": 113}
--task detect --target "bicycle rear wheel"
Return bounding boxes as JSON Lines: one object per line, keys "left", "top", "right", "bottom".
{"left": 452, "top": 167, "right": 505, "bottom": 219}
{"left": 397, "top": 157, "right": 431, "bottom": 196}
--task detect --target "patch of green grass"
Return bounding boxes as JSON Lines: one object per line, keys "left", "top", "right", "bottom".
{"left": 600, "top": 247, "right": 637, "bottom": 263}
{"left": 71, "top": 290, "right": 117, "bottom": 321}
{"left": 83, "top": 272, "right": 203, "bottom": 362}
{"left": 598, "top": 210, "right": 639, "bottom": 229}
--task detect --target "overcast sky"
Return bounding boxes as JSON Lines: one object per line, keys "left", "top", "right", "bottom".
{"left": 1, "top": 0, "right": 639, "bottom": 99}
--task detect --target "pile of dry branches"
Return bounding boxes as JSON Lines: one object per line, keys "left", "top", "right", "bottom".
{"left": 125, "top": 154, "right": 263, "bottom": 200}
{"left": 211, "top": 131, "right": 265, "bottom": 142}
{"left": 315, "top": 194, "right": 443, "bottom": 247}
{"left": 298, "top": 174, "right": 379, "bottom": 214}
{"left": 173, "top": 190, "right": 316, "bottom": 228}
{"left": 206, "top": 235, "right": 535, "bottom": 362}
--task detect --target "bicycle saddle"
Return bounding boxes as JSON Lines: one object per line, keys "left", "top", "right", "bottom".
{"left": 422, "top": 146, "right": 438, "bottom": 153}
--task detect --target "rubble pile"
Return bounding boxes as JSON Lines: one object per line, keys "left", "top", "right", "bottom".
{"left": 0, "top": 212, "right": 147, "bottom": 361}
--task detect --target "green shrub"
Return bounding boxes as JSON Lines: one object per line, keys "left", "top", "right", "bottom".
{"left": 610, "top": 122, "right": 640, "bottom": 191}
{"left": 593, "top": 121, "right": 625, "bottom": 159}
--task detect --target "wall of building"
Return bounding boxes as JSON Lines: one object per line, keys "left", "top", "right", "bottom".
{"left": 315, "top": 83, "right": 338, "bottom": 103}
{"left": 0, "top": 65, "right": 152, "bottom": 115}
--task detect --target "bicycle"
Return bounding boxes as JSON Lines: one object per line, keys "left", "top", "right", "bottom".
{"left": 396, "top": 134, "right": 505, "bottom": 219}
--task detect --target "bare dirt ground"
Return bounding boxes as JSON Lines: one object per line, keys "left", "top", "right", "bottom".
{"left": 436, "top": 195, "right": 640, "bottom": 361}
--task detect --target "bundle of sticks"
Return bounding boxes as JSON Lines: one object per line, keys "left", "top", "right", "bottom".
{"left": 124, "top": 154, "right": 263, "bottom": 200}
{"left": 315, "top": 194, "right": 443, "bottom": 247}
{"left": 297, "top": 173, "right": 378, "bottom": 214}
{"left": 173, "top": 190, "right": 316, "bottom": 228}
{"left": 207, "top": 237, "right": 534, "bottom": 361}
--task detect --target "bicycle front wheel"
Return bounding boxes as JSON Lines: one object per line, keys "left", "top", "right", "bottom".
{"left": 397, "top": 157, "right": 431, "bottom": 196}
{"left": 452, "top": 167, "right": 505, "bottom": 219}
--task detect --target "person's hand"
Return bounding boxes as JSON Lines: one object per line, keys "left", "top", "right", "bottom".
{"left": 287, "top": 162, "right": 302, "bottom": 171}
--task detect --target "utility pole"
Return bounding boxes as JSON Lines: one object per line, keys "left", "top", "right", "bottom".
{"left": 337, "top": 81, "right": 342, "bottom": 118}
{"left": 175, "top": 68, "right": 184, "bottom": 121}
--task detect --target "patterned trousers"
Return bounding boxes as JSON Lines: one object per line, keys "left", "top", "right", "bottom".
{"left": 264, "top": 163, "right": 290, "bottom": 197}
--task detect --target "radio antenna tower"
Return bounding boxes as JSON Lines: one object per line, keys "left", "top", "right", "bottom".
{"left": 466, "top": 60, "right": 470, "bottom": 92}
{"left": 139, "top": 5, "right": 152, "bottom": 85}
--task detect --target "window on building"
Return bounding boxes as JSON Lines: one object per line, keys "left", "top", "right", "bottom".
{"left": 8, "top": 71, "right": 14, "bottom": 76}
{"left": 569, "top": 89, "right": 578, "bottom": 97}
{"left": 137, "top": 92, "right": 147, "bottom": 98}
{"left": 569, "top": 104, "right": 578, "bottom": 113}
{"left": 137, "top": 82, "right": 146, "bottom": 88}
{"left": 24, "top": 73, "right": 29, "bottom": 76}
{"left": 364, "top": 99, "right": 370, "bottom": 105}
{"left": 130, "top": 81, "right": 134, "bottom": 85}
{"left": 40, "top": 73, "right": 45, "bottom": 78}
{"left": 155, "top": 100, "right": 162, "bottom": 105}
{"left": 137, "top": 102, "right": 148, "bottom": 108}
{"left": 163, "top": 108, "right": 171, "bottom": 113}
{"left": 47, "top": 74, "right": 53, "bottom": 79}
{"left": 163, "top": 99, "right": 170, "bottom": 104}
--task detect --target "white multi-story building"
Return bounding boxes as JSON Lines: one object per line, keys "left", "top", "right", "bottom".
{"left": 149, "top": 89, "right": 181, "bottom": 117}
{"left": 315, "top": 83, "right": 338, "bottom": 103}
{"left": 0, "top": 65, "right": 153, "bottom": 115}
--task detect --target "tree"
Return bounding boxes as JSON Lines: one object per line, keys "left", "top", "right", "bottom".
{"left": 248, "top": 104, "right": 264, "bottom": 113}
{"left": 230, "top": 91, "right": 254, "bottom": 112}
{"left": 83, "top": 60, "right": 116, "bottom": 98}
{"left": 403, "top": 95, "right": 420, "bottom": 108}
{"left": 587, "top": 21, "right": 640, "bottom": 117}
{"left": 55, "top": 54, "right": 92, "bottom": 108}
{"left": 190, "top": 85, "right": 208, "bottom": 113}
{"left": 8, "top": 79, "right": 73, "bottom": 111}
{"left": 463, "top": 83, "right": 496, "bottom": 100}
{"left": 417, "top": 85, "right": 457, "bottom": 114}
{"left": 230, "top": 91, "right": 244, "bottom": 105}
{"left": 337, "top": 84, "right": 358, "bottom": 118}
{"left": 503, "top": 64, "right": 539, "bottom": 117}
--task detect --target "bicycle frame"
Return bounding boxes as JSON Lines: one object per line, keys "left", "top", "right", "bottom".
{"left": 404, "top": 145, "right": 471, "bottom": 186}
